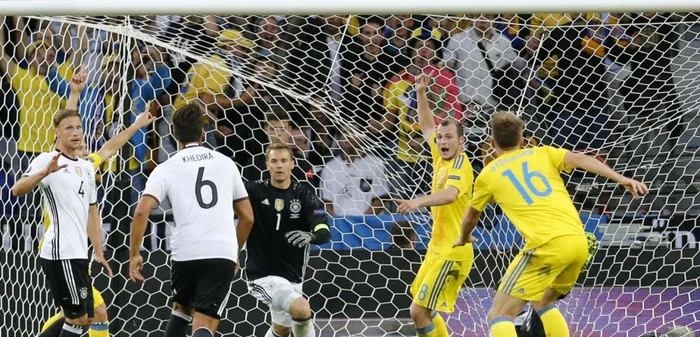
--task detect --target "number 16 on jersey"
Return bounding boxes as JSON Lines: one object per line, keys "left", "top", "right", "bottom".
{"left": 502, "top": 161, "right": 552, "bottom": 205}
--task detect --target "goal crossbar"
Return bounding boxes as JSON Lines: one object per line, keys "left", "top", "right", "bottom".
{"left": 2, "top": 0, "right": 700, "bottom": 15}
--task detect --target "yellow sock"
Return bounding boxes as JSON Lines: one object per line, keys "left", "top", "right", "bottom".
{"left": 538, "top": 306, "right": 570, "bottom": 337}
{"left": 430, "top": 311, "right": 450, "bottom": 337}
{"left": 41, "top": 313, "right": 63, "bottom": 332}
{"left": 89, "top": 322, "right": 110, "bottom": 337}
{"left": 416, "top": 322, "right": 438, "bottom": 337}
{"left": 490, "top": 317, "right": 517, "bottom": 337}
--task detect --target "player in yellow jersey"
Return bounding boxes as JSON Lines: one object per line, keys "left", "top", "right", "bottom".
{"left": 39, "top": 72, "right": 155, "bottom": 337}
{"left": 454, "top": 112, "right": 648, "bottom": 337}
{"left": 395, "top": 73, "right": 474, "bottom": 337}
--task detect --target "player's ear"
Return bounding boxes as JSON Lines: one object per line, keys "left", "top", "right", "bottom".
{"left": 200, "top": 129, "right": 205, "bottom": 142}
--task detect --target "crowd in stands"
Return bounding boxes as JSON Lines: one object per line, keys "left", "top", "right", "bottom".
{"left": 0, "top": 13, "right": 692, "bottom": 219}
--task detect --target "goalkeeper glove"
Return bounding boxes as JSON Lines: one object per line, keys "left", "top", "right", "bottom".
{"left": 583, "top": 232, "right": 599, "bottom": 270}
{"left": 285, "top": 230, "right": 314, "bottom": 248}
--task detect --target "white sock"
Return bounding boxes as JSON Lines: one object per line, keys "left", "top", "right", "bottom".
{"left": 292, "top": 318, "right": 316, "bottom": 337}
{"left": 265, "top": 328, "right": 284, "bottom": 337}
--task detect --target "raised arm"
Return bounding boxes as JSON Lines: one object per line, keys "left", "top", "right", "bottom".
{"left": 95, "top": 109, "right": 155, "bottom": 161}
{"left": 564, "top": 152, "right": 649, "bottom": 199}
{"left": 65, "top": 71, "right": 87, "bottom": 111}
{"left": 415, "top": 73, "right": 436, "bottom": 140}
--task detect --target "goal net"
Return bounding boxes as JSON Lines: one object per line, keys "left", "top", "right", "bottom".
{"left": 1, "top": 12, "right": 699, "bottom": 337}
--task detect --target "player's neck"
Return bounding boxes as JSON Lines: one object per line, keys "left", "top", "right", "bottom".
{"left": 56, "top": 144, "right": 79, "bottom": 160}
{"left": 497, "top": 147, "right": 520, "bottom": 156}
{"left": 178, "top": 142, "right": 202, "bottom": 150}
{"left": 271, "top": 179, "right": 292, "bottom": 190}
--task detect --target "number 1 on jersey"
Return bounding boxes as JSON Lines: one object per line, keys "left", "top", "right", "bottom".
{"left": 502, "top": 161, "right": 553, "bottom": 205}
{"left": 275, "top": 213, "right": 281, "bottom": 230}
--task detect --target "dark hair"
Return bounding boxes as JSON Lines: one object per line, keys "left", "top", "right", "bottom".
{"left": 490, "top": 112, "right": 525, "bottom": 149}
{"left": 439, "top": 118, "right": 464, "bottom": 138}
{"left": 391, "top": 221, "right": 416, "bottom": 248}
{"left": 407, "top": 33, "right": 443, "bottom": 62}
{"left": 364, "top": 16, "right": 385, "bottom": 27}
{"left": 265, "top": 141, "right": 294, "bottom": 160}
{"left": 265, "top": 106, "right": 291, "bottom": 123}
{"left": 172, "top": 103, "right": 204, "bottom": 143}
{"left": 53, "top": 109, "right": 81, "bottom": 127}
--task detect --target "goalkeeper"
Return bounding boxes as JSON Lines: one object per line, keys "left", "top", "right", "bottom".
{"left": 38, "top": 73, "right": 155, "bottom": 337}
{"left": 243, "top": 142, "right": 331, "bottom": 337}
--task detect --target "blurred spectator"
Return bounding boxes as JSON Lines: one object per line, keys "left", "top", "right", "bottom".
{"left": 341, "top": 17, "right": 397, "bottom": 128}
{"left": 251, "top": 16, "right": 292, "bottom": 65}
{"left": 389, "top": 220, "right": 417, "bottom": 249}
{"left": 445, "top": 14, "right": 524, "bottom": 111}
{"left": 536, "top": 14, "right": 610, "bottom": 150}
{"left": 288, "top": 15, "right": 361, "bottom": 102}
{"left": 169, "top": 29, "right": 256, "bottom": 155}
{"left": 243, "top": 108, "right": 315, "bottom": 186}
{"left": 382, "top": 34, "right": 461, "bottom": 198}
{"left": 225, "top": 49, "right": 294, "bottom": 164}
{"left": 320, "top": 124, "right": 389, "bottom": 216}
{"left": 304, "top": 95, "right": 339, "bottom": 167}
{"left": 609, "top": 12, "right": 683, "bottom": 149}
{"left": 494, "top": 14, "right": 530, "bottom": 51}
{"left": 156, "top": 15, "right": 219, "bottom": 91}
{"left": 0, "top": 17, "right": 62, "bottom": 171}
{"left": 383, "top": 15, "right": 414, "bottom": 67}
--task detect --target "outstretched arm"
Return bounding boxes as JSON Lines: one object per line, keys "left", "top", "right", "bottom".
{"left": 395, "top": 186, "right": 460, "bottom": 214}
{"left": 564, "top": 152, "right": 649, "bottom": 199}
{"left": 415, "top": 73, "right": 436, "bottom": 140}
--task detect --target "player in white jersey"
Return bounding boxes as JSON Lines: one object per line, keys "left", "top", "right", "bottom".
{"left": 129, "top": 103, "right": 254, "bottom": 337}
{"left": 11, "top": 109, "right": 112, "bottom": 337}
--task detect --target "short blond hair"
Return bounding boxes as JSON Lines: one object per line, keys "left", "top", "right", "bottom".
{"left": 265, "top": 141, "right": 294, "bottom": 160}
{"left": 490, "top": 112, "right": 525, "bottom": 149}
{"left": 53, "top": 109, "right": 80, "bottom": 127}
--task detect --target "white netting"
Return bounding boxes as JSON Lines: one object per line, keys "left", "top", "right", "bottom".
{"left": 1, "top": 13, "right": 699, "bottom": 337}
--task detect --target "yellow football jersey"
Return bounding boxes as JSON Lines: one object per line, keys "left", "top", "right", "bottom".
{"left": 470, "top": 146, "right": 584, "bottom": 250}
{"left": 39, "top": 153, "right": 103, "bottom": 249}
{"left": 428, "top": 133, "right": 474, "bottom": 261}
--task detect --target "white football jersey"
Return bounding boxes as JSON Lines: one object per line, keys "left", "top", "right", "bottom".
{"left": 142, "top": 144, "right": 248, "bottom": 262}
{"left": 24, "top": 151, "right": 98, "bottom": 260}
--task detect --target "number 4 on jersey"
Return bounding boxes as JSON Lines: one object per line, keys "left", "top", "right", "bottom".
{"left": 502, "top": 161, "right": 552, "bottom": 205}
{"left": 78, "top": 181, "right": 85, "bottom": 197}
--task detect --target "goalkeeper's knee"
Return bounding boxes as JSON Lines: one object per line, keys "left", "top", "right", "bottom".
{"left": 271, "top": 287, "right": 305, "bottom": 317}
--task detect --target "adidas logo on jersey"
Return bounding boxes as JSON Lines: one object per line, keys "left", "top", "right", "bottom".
{"left": 262, "top": 199, "right": 270, "bottom": 205}
{"left": 63, "top": 168, "right": 70, "bottom": 174}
